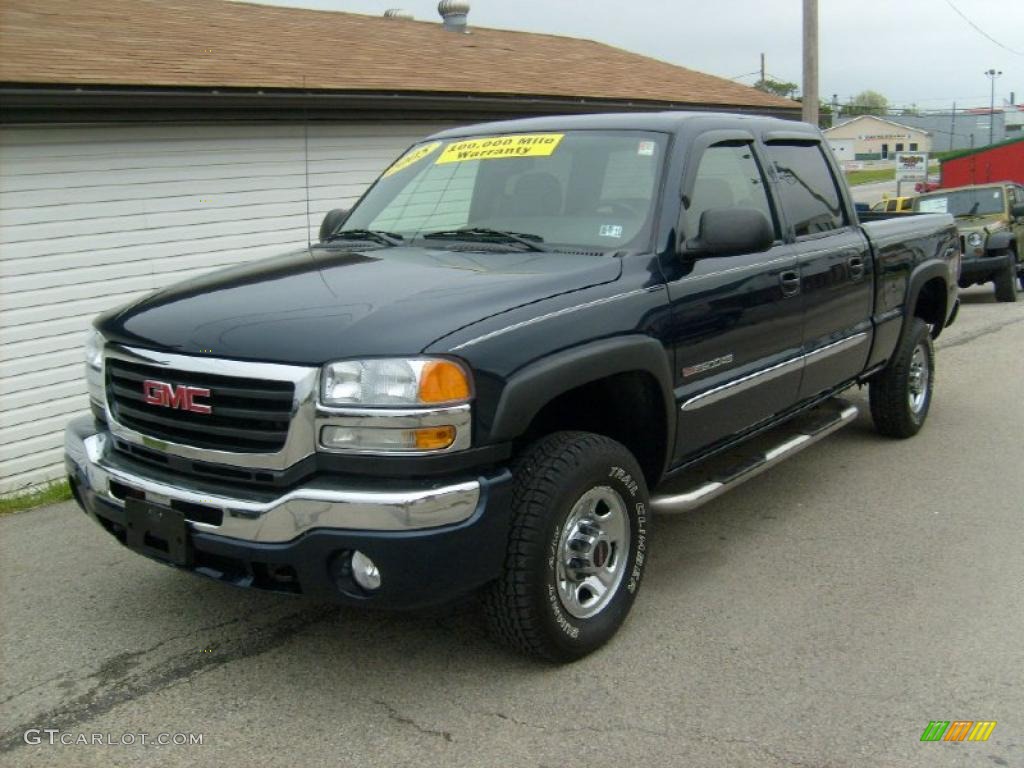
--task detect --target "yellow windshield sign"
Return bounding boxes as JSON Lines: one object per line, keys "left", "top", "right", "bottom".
{"left": 435, "top": 133, "right": 565, "bottom": 164}
{"left": 383, "top": 141, "right": 442, "bottom": 177}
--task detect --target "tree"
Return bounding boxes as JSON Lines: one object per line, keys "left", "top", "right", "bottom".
{"left": 754, "top": 78, "right": 799, "bottom": 99}
{"left": 847, "top": 90, "right": 888, "bottom": 116}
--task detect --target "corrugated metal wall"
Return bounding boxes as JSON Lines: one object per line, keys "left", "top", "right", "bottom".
{"left": 0, "top": 121, "right": 456, "bottom": 494}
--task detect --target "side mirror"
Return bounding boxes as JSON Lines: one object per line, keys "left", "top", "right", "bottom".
{"left": 686, "top": 208, "right": 774, "bottom": 257}
{"left": 1011, "top": 203, "right": 1024, "bottom": 219}
{"left": 319, "top": 209, "right": 350, "bottom": 242}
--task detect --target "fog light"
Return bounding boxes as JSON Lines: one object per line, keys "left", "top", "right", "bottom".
{"left": 351, "top": 550, "right": 382, "bottom": 591}
{"left": 320, "top": 425, "right": 455, "bottom": 452}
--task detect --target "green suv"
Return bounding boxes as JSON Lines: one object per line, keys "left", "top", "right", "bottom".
{"left": 914, "top": 183, "right": 1024, "bottom": 302}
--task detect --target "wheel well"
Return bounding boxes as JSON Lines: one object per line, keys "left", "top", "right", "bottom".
{"left": 914, "top": 277, "right": 948, "bottom": 339}
{"left": 517, "top": 371, "right": 667, "bottom": 488}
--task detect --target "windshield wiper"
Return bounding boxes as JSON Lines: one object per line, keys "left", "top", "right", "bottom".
{"left": 326, "top": 229, "right": 404, "bottom": 247}
{"left": 422, "top": 227, "right": 548, "bottom": 252}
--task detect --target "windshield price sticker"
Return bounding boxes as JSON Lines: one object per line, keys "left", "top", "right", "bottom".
{"left": 383, "top": 142, "right": 442, "bottom": 177}
{"left": 918, "top": 198, "right": 947, "bottom": 213}
{"left": 435, "top": 133, "right": 565, "bottom": 164}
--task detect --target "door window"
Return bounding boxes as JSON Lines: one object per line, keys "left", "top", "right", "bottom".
{"left": 764, "top": 143, "right": 847, "bottom": 237}
{"left": 685, "top": 143, "right": 776, "bottom": 242}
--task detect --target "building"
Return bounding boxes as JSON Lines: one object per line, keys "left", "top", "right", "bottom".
{"left": 940, "top": 136, "right": 1024, "bottom": 188}
{"left": 823, "top": 115, "right": 932, "bottom": 162}
{"left": 0, "top": 0, "right": 797, "bottom": 494}
{"left": 894, "top": 110, "right": 1010, "bottom": 153}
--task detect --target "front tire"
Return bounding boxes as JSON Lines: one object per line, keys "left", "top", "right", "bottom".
{"left": 484, "top": 431, "right": 650, "bottom": 662}
{"left": 869, "top": 318, "right": 935, "bottom": 438}
{"left": 993, "top": 252, "right": 1019, "bottom": 302}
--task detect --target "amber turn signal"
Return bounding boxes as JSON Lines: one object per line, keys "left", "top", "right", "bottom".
{"left": 413, "top": 426, "right": 457, "bottom": 450}
{"left": 418, "top": 360, "right": 471, "bottom": 404}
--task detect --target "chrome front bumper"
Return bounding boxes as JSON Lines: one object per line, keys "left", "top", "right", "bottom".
{"left": 64, "top": 415, "right": 482, "bottom": 544}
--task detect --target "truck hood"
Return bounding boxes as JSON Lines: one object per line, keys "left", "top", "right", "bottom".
{"left": 98, "top": 245, "right": 621, "bottom": 364}
{"left": 955, "top": 215, "right": 1005, "bottom": 234}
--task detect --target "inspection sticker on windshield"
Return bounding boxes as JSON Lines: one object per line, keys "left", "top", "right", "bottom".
{"left": 435, "top": 133, "right": 565, "bottom": 164}
{"left": 383, "top": 141, "right": 442, "bottom": 177}
{"left": 638, "top": 140, "right": 656, "bottom": 156}
{"left": 599, "top": 224, "right": 624, "bottom": 238}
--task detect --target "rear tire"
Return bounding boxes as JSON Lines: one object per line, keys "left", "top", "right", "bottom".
{"left": 483, "top": 431, "right": 650, "bottom": 662}
{"left": 993, "top": 252, "right": 1019, "bottom": 302}
{"left": 869, "top": 318, "right": 934, "bottom": 439}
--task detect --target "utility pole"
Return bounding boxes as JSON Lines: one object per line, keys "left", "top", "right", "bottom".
{"left": 802, "top": 0, "right": 819, "bottom": 126}
{"left": 984, "top": 68, "right": 1002, "bottom": 146}
{"left": 760, "top": 53, "right": 766, "bottom": 84}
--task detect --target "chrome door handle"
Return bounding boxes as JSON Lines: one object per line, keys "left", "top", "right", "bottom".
{"left": 848, "top": 256, "right": 865, "bottom": 280}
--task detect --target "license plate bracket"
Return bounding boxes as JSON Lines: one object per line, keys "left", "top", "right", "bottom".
{"left": 125, "top": 498, "right": 191, "bottom": 566}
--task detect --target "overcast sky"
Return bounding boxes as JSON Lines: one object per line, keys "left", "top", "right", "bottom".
{"left": 244, "top": 0, "right": 1022, "bottom": 111}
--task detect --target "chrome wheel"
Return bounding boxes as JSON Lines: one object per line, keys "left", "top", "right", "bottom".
{"left": 908, "top": 342, "right": 930, "bottom": 414}
{"left": 555, "top": 486, "right": 630, "bottom": 620}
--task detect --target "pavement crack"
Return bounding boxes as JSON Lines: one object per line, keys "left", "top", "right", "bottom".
{"left": 938, "top": 315, "right": 1024, "bottom": 350}
{"left": 0, "top": 605, "right": 340, "bottom": 755}
{"left": 0, "top": 673, "right": 71, "bottom": 707}
{"left": 483, "top": 710, "right": 669, "bottom": 740}
{"left": 372, "top": 699, "right": 454, "bottom": 743}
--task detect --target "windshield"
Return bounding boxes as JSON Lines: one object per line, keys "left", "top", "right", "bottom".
{"left": 339, "top": 130, "right": 668, "bottom": 251}
{"left": 914, "top": 187, "right": 1005, "bottom": 217}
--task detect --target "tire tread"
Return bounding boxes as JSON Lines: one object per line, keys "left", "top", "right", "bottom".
{"left": 482, "top": 431, "right": 638, "bottom": 661}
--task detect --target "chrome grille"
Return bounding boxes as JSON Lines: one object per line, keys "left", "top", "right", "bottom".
{"left": 105, "top": 359, "right": 294, "bottom": 453}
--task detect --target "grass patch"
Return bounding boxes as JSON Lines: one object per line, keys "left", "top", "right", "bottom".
{"left": 845, "top": 168, "right": 894, "bottom": 186}
{"left": 0, "top": 479, "right": 72, "bottom": 515}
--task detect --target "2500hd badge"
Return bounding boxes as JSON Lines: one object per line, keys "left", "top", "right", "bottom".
{"left": 66, "top": 112, "right": 959, "bottom": 661}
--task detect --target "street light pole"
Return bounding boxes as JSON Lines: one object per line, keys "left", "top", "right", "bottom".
{"left": 984, "top": 68, "right": 1002, "bottom": 146}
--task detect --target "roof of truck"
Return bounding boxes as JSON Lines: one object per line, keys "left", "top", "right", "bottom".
{"left": 428, "top": 111, "right": 818, "bottom": 139}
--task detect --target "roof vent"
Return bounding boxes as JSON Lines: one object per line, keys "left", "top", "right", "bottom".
{"left": 438, "top": 0, "right": 470, "bottom": 32}
{"left": 383, "top": 9, "right": 414, "bottom": 20}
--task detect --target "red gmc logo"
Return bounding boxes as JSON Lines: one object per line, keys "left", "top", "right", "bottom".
{"left": 142, "top": 379, "right": 212, "bottom": 414}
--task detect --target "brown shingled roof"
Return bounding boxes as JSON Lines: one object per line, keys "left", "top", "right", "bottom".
{"left": 0, "top": 0, "right": 794, "bottom": 111}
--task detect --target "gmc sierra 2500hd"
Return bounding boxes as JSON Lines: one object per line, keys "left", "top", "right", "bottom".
{"left": 66, "top": 113, "right": 960, "bottom": 661}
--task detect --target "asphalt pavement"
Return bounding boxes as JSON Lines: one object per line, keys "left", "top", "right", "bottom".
{"left": 850, "top": 179, "right": 899, "bottom": 206}
{"left": 2, "top": 286, "right": 1022, "bottom": 768}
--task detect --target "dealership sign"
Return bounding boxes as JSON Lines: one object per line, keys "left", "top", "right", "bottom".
{"left": 895, "top": 152, "right": 929, "bottom": 182}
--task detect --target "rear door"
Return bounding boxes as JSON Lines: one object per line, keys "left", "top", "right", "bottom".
{"left": 665, "top": 139, "right": 803, "bottom": 462}
{"left": 762, "top": 140, "right": 873, "bottom": 398}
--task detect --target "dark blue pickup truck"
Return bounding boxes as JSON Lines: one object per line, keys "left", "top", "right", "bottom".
{"left": 66, "top": 112, "right": 960, "bottom": 661}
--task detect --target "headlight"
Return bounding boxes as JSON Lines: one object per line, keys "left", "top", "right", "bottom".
{"left": 966, "top": 232, "right": 984, "bottom": 248}
{"left": 85, "top": 327, "right": 104, "bottom": 371}
{"left": 320, "top": 358, "right": 471, "bottom": 407}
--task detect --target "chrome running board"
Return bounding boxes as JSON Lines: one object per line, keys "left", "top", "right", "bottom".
{"left": 651, "top": 398, "right": 859, "bottom": 514}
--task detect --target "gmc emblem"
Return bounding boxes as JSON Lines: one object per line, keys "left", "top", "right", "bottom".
{"left": 142, "top": 379, "right": 212, "bottom": 414}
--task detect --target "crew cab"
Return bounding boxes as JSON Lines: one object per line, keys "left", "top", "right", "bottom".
{"left": 65, "top": 113, "right": 959, "bottom": 661}
{"left": 913, "top": 182, "right": 1024, "bottom": 301}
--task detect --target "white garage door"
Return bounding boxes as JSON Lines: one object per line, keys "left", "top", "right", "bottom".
{"left": 826, "top": 139, "right": 855, "bottom": 163}
{"left": 0, "top": 120, "right": 457, "bottom": 494}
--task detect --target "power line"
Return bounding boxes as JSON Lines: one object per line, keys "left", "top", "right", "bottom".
{"left": 943, "top": 0, "right": 1024, "bottom": 56}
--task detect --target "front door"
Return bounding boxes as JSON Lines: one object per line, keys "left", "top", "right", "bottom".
{"left": 664, "top": 141, "right": 803, "bottom": 464}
